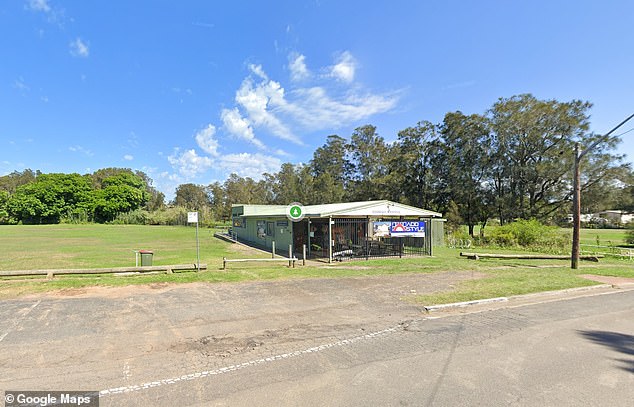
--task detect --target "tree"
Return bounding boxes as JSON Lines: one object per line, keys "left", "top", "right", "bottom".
{"left": 438, "top": 112, "right": 494, "bottom": 236}
{"left": 310, "top": 135, "right": 348, "bottom": 203}
{"left": 208, "top": 182, "right": 229, "bottom": 220}
{"left": 173, "top": 183, "right": 210, "bottom": 210}
{"left": 0, "top": 190, "right": 9, "bottom": 223}
{"left": 223, "top": 174, "right": 269, "bottom": 208}
{"left": 5, "top": 173, "right": 94, "bottom": 224}
{"left": 93, "top": 172, "right": 149, "bottom": 222}
{"left": 0, "top": 169, "right": 39, "bottom": 193}
{"left": 387, "top": 121, "right": 441, "bottom": 209}
{"left": 489, "top": 94, "right": 589, "bottom": 222}
{"left": 346, "top": 125, "right": 389, "bottom": 201}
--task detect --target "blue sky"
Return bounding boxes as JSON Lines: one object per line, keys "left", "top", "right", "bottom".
{"left": 2, "top": 1, "right": 633, "bottom": 199}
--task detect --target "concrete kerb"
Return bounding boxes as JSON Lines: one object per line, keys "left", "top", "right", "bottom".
{"left": 423, "top": 283, "right": 634, "bottom": 313}
{"left": 423, "top": 297, "right": 508, "bottom": 312}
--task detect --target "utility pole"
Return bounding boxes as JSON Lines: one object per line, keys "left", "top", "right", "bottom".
{"left": 571, "top": 113, "right": 634, "bottom": 269}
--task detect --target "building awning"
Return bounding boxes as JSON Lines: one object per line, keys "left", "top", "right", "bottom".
{"left": 232, "top": 200, "right": 442, "bottom": 218}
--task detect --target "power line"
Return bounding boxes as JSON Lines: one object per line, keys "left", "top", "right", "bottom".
{"left": 614, "top": 127, "right": 634, "bottom": 137}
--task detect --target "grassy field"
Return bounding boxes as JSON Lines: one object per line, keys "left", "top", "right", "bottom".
{"left": 0, "top": 224, "right": 632, "bottom": 302}
{"left": 0, "top": 224, "right": 231, "bottom": 270}
{"left": 578, "top": 228, "right": 629, "bottom": 246}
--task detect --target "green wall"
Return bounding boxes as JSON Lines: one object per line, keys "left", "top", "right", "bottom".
{"left": 234, "top": 216, "right": 293, "bottom": 255}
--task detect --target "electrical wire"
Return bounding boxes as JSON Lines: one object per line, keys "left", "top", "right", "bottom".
{"left": 614, "top": 127, "right": 634, "bottom": 137}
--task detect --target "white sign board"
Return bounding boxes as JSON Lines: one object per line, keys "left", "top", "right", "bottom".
{"left": 187, "top": 211, "right": 199, "bottom": 223}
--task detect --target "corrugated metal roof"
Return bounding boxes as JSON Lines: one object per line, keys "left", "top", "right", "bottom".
{"left": 232, "top": 200, "right": 442, "bottom": 218}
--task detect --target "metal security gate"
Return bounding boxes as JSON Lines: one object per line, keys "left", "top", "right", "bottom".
{"left": 328, "top": 218, "right": 431, "bottom": 261}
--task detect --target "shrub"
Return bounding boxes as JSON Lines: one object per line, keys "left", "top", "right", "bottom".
{"left": 110, "top": 209, "right": 149, "bottom": 225}
{"left": 486, "top": 219, "right": 569, "bottom": 252}
{"left": 626, "top": 222, "right": 634, "bottom": 245}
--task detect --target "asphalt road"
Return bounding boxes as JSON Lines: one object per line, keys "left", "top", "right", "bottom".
{"left": 1, "top": 275, "right": 633, "bottom": 406}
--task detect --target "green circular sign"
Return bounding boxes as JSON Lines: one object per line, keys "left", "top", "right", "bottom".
{"left": 286, "top": 202, "right": 305, "bottom": 222}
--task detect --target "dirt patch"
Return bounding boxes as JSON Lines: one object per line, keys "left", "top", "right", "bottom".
{"left": 227, "top": 241, "right": 271, "bottom": 256}
{"left": 322, "top": 265, "right": 372, "bottom": 270}
{"left": 23, "top": 281, "right": 207, "bottom": 300}
{"left": 579, "top": 274, "right": 634, "bottom": 286}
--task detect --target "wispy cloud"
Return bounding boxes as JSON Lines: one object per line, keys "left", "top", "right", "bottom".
{"left": 216, "top": 152, "right": 282, "bottom": 179}
{"left": 168, "top": 148, "right": 213, "bottom": 178}
{"left": 26, "top": 0, "right": 51, "bottom": 13}
{"left": 289, "top": 53, "right": 310, "bottom": 82}
{"left": 13, "top": 77, "right": 30, "bottom": 93}
{"left": 167, "top": 148, "right": 282, "bottom": 181}
{"left": 282, "top": 87, "right": 399, "bottom": 130}
{"left": 164, "top": 50, "right": 397, "bottom": 186}
{"left": 25, "top": 0, "right": 66, "bottom": 25}
{"left": 194, "top": 124, "right": 220, "bottom": 156}
{"left": 226, "top": 53, "right": 397, "bottom": 138}
{"left": 329, "top": 51, "right": 356, "bottom": 82}
{"left": 221, "top": 108, "right": 266, "bottom": 150}
{"left": 69, "top": 145, "right": 93, "bottom": 157}
{"left": 69, "top": 37, "right": 89, "bottom": 58}
{"left": 123, "top": 154, "right": 134, "bottom": 161}
{"left": 234, "top": 67, "right": 302, "bottom": 145}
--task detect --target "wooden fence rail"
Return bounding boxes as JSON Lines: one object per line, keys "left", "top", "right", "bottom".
{"left": 459, "top": 252, "right": 603, "bottom": 262}
{"left": 0, "top": 264, "right": 207, "bottom": 278}
{"left": 222, "top": 257, "right": 297, "bottom": 270}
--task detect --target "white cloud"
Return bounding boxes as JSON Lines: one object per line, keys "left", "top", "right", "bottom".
{"left": 69, "top": 37, "right": 89, "bottom": 58}
{"left": 220, "top": 54, "right": 396, "bottom": 146}
{"left": 289, "top": 53, "right": 309, "bottom": 82}
{"left": 217, "top": 153, "right": 282, "bottom": 179}
{"left": 26, "top": 0, "right": 66, "bottom": 26}
{"left": 281, "top": 86, "right": 398, "bottom": 130}
{"left": 163, "top": 50, "right": 397, "bottom": 184}
{"left": 165, "top": 147, "right": 281, "bottom": 186}
{"left": 168, "top": 149, "right": 213, "bottom": 178}
{"left": 221, "top": 108, "right": 266, "bottom": 150}
{"left": 249, "top": 63, "right": 268, "bottom": 80}
{"left": 13, "top": 77, "right": 29, "bottom": 92}
{"left": 329, "top": 51, "right": 356, "bottom": 82}
{"left": 27, "top": 0, "right": 51, "bottom": 13}
{"left": 235, "top": 67, "right": 301, "bottom": 144}
{"left": 123, "top": 154, "right": 134, "bottom": 161}
{"left": 194, "top": 124, "right": 220, "bottom": 156}
{"left": 68, "top": 145, "right": 93, "bottom": 157}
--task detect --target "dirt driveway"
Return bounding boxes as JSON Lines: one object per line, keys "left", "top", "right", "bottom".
{"left": 0, "top": 271, "right": 479, "bottom": 394}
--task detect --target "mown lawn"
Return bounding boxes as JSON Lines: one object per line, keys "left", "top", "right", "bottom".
{"left": 0, "top": 224, "right": 230, "bottom": 270}
{"left": 0, "top": 224, "right": 632, "bottom": 302}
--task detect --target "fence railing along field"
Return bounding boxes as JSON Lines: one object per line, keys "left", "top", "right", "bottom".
{"left": 580, "top": 243, "right": 634, "bottom": 260}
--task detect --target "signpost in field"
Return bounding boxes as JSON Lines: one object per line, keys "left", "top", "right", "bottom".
{"left": 188, "top": 211, "right": 200, "bottom": 272}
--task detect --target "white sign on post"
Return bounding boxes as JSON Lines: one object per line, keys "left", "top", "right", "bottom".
{"left": 188, "top": 211, "right": 199, "bottom": 223}
{"left": 187, "top": 212, "right": 200, "bottom": 271}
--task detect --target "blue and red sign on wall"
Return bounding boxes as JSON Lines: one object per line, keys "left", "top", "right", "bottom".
{"left": 373, "top": 221, "right": 426, "bottom": 237}
{"left": 390, "top": 221, "right": 426, "bottom": 237}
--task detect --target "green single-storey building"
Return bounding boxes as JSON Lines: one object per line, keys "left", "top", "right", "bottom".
{"left": 231, "top": 200, "right": 444, "bottom": 262}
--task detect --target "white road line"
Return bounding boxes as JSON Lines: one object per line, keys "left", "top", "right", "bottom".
{"left": 0, "top": 300, "right": 41, "bottom": 343}
{"left": 100, "top": 325, "right": 400, "bottom": 397}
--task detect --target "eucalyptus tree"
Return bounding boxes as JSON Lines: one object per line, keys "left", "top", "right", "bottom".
{"left": 386, "top": 121, "right": 441, "bottom": 209}
{"left": 489, "top": 94, "right": 590, "bottom": 222}
{"left": 438, "top": 112, "right": 494, "bottom": 236}
{"left": 173, "top": 183, "right": 210, "bottom": 210}
{"left": 346, "top": 125, "right": 389, "bottom": 201}
{"left": 309, "top": 134, "right": 349, "bottom": 202}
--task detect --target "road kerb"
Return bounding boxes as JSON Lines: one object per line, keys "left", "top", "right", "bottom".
{"left": 422, "top": 283, "right": 634, "bottom": 313}
{"left": 424, "top": 297, "right": 508, "bottom": 312}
